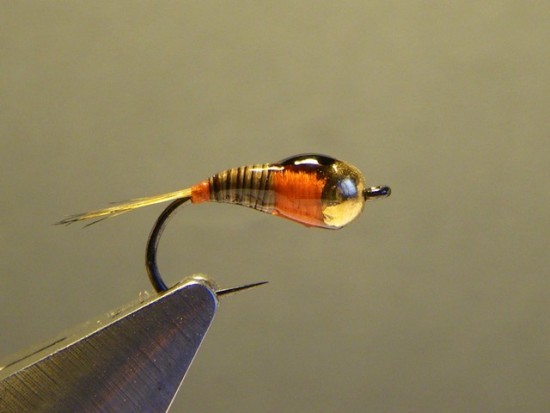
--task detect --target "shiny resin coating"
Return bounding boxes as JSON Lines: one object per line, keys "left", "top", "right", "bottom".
{"left": 191, "top": 154, "right": 368, "bottom": 229}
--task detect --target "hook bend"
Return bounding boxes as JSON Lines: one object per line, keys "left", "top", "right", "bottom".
{"left": 146, "top": 196, "right": 192, "bottom": 292}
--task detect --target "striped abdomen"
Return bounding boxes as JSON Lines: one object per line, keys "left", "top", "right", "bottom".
{"left": 202, "top": 163, "right": 276, "bottom": 213}
{"left": 191, "top": 154, "right": 368, "bottom": 229}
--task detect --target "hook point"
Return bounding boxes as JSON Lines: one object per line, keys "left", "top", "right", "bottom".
{"left": 216, "top": 281, "right": 269, "bottom": 297}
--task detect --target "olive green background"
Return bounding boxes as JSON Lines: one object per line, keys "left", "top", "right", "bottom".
{"left": 1, "top": 2, "right": 548, "bottom": 412}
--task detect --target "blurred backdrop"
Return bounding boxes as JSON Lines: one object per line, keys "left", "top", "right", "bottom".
{"left": 1, "top": 2, "right": 548, "bottom": 412}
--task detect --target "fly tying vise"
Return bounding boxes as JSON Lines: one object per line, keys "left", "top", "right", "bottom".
{"left": 58, "top": 154, "right": 391, "bottom": 292}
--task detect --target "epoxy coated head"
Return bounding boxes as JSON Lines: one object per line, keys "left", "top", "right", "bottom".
{"left": 319, "top": 158, "right": 367, "bottom": 228}
{"left": 275, "top": 154, "right": 384, "bottom": 229}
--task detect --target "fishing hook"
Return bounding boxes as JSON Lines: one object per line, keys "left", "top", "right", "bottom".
{"left": 58, "top": 154, "right": 391, "bottom": 292}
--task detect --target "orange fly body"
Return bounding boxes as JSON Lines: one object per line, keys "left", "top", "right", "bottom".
{"left": 272, "top": 169, "right": 326, "bottom": 227}
{"left": 190, "top": 181, "right": 210, "bottom": 204}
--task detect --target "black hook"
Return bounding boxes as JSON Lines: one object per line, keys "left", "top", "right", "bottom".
{"left": 146, "top": 197, "right": 192, "bottom": 292}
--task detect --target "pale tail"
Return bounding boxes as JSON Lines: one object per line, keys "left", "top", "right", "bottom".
{"left": 56, "top": 188, "right": 192, "bottom": 226}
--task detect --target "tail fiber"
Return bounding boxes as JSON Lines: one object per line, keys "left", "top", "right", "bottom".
{"left": 56, "top": 188, "right": 192, "bottom": 226}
